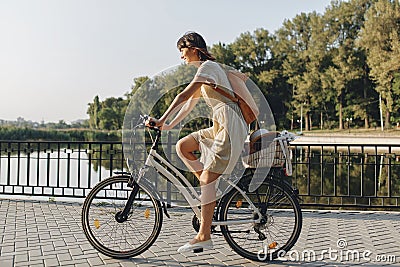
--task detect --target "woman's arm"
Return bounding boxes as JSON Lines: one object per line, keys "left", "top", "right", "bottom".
{"left": 151, "top": 81, "right": 203, "bottom": 128}
{"left": 164, "top": 89, "right": 201, "bottom": 129}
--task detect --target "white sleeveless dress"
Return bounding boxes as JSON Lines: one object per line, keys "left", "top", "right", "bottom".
{"left": 189, "top": 61, "right": 248, "bottom": 174}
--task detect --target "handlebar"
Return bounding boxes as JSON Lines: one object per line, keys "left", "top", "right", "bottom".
{"left": 129, "top": 115, "right": 161, "bottom": 147}
{"left": 138, "top": 115, "right": 160, "bottom": 131}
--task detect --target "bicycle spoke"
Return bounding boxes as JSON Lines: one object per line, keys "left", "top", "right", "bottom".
{"left": 220, "top": 178, "right": 302, "bottom": 262}
{"left": 82, "top": 176, "right": 162, "bottom": 258}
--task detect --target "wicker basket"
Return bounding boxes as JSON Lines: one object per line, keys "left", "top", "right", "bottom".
{"left": 242, "top": 132, "right": 288, "bottom": 168}
{"left": 242, "top": 139, "right": 285, "bottom": 168}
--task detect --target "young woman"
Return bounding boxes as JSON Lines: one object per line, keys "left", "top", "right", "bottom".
{"left": 147, "top": 32, "right": 247, "bottom": 253}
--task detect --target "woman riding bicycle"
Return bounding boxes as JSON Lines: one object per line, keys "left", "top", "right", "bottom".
{"left": 146, "top": 31, "right": 248, "bottom": 252}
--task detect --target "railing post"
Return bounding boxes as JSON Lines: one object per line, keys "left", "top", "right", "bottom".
{"left": 388, "top": 146, "right": 392, "bottom": 198}
{"left": 27, "top": 142, "right": 31, "bottom": 190}
{"left": 0, "top": 140, "right": 398, "bottom": 209}
{"left": 109, "top": 143, "right": 114, "bottom": 177}
{"left": 166, "top": 132, "right": 172, "bottom": 208}
{"left": 7, "top": 142, "right": 11, "bottom": 191}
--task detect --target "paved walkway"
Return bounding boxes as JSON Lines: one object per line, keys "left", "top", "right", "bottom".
{"left": 0, "top": 198, "right": 399, "bottom": 267}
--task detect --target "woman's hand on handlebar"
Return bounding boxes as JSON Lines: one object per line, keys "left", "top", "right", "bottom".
{"left": 145, "top": 116, "right": 174, "bottom": 130}
{"left": 145, "top": 117, "right": 160, "bottom": 128}
{"left": 145, "top": 117, "right": 170, "bottom": 130}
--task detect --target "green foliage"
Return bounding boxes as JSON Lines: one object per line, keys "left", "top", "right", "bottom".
{"left": 86, "top": 0, "right": 398, "bottom": 132}
{"left": 0, "top": 126, "right": 120, "bottom": 141}
{"left": 358, "top": 0, "right": 400, "bottom": 127}
{"left": 87, "top": 96, "right": 128, "bottom": 131}
{"left": 210, "top": 42, "right": 236, "bottom": 67}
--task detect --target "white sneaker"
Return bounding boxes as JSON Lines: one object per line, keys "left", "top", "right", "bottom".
{"left": 177, "top": 239, "right": 213, "bottom": 253}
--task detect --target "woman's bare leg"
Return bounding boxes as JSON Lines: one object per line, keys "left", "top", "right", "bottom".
{"left": 176, "top": 136, "right": 220, "bottom": 243}
{"left": 191, "top": 170, "right": 220, "bottom": 243}
{"left": 176, "top": 135, "right": 203, "bottom": 178}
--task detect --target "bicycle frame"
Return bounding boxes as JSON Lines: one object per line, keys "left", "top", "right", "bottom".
{"left": 83, "top": 115, "right": 302, "bottom": 261}
{"left": 134, "top": 127, "right": 263, "bottom": 226}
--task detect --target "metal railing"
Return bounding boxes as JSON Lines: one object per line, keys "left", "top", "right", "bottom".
{"left": 1, "top": 139, "right": 399, "bottom": 209}
{"left": 0, "top": 140, "right": 124, "bottom": 198}
{"left": 291, "top": 143, "right": 400, "bottom": 209}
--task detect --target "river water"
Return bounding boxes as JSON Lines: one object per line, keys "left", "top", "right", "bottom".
{"left": 0, "top": 150, "right": 122, "bottom": 198}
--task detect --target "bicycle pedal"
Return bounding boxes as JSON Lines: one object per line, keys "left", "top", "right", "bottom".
{"left": 193, "top": 248, "right": 203, "bottom": 253}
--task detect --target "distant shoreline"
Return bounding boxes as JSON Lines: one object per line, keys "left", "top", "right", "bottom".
{"left": 295, "top": 128, "right": 400, "bottom": 137}
{"left": 294, "top": 135, "right": 400, "bottom": 145}
{"left": 0, "top": 127, "right": 121, "bottom": 142}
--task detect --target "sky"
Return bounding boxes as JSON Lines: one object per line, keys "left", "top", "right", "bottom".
{"left": 0, "top": 0, "right": 332, "bottom": 123}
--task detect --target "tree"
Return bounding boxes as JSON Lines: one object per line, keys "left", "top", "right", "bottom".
{"left": 126, "top": 76, "right": 149, "bottom": 98}
{"left": 276, "top": 12, "right": 329, "bottom": 131}
{"left": 210, "top": 42, "right": 236, "bottom": 67}
{"left": 392, "top": 73, "right": 400, "bottom": 124}
{"left": 98, "top": 97, "right": 126, "bottom": 130}
{"left": 359, "top": 0, "right": 400, "bottom": 128}
{"left": 227, "top": 29, "right": 292, "bottom": 128}
{"left": 87, "top": 95, "right": 100, "bottom": 129}
{"left": 86, "top": 0, "right": 396, "bottom": 132}
{"left": 230, "top": 29, "right": 274, "bottom": 76}
{"left": 87, "top": 96, "right": 127, "bottom": 131}
{"left": 322, "top": 0, "right": 374, "bottom": 129}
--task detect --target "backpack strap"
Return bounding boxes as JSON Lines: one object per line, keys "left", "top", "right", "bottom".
{"left": 213, "top": 86, "right": 239, "bottom": 103}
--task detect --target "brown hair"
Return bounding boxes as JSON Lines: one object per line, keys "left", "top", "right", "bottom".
{"left": 177, "top": 31, "right": 215, "bottom": 61}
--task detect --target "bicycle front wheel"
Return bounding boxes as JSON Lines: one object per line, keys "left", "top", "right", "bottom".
{"left": 220, "top": 178, "right": 302, "bottom": 261}
{"left": 82, "top": 175, "right": 162, "bottom": 258}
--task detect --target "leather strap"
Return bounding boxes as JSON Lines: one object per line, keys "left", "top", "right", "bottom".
{"left": 213, "top": 86, "right": 239, "bottom": 103}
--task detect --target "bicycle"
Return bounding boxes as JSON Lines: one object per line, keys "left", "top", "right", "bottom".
{"left": 81, "top": 115, "right": 302, "bottom": 262}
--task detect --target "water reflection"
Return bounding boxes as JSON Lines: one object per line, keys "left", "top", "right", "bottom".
{"left": 293, "top": 145, "right": 400, "bottom": 207}
{"left": 0, "top": 142, "right": 126, "bottom": 197}
{"left": 1, "top": 141, "right": 399, "bottom": 207}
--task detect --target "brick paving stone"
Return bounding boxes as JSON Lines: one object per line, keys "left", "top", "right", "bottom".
{"left": 180, "top": 261, "right": 209, "bottom": 267}
{"left": 97, "top": 253, "right": 116, "bottom": 262}
{"left": 23, "top": 259, "right": 45, "bottom": 266}
{"left": 14, "top": 252, "right": 29, "bottom": 263}
{"left": 153, "top": 250, "right": 173, "bottom": 257}
{"left": 80, "top": 243, "right": 95, "bottom": 252}
{"left": 45, "top": 249, "right": 70, "bottom": 257}
{"left": 14, "top": 240, "right": 28, "bottom": 250}
{"left": 103, "top": 258, "right": 124, "bottom": 266}
{"left": 216, "top": 258, "right": 248, "bottom": 266}
{"left": 98, "top": 263, "right": 121, "bottom": 267}
{"left": 240, "top": 262, "right": 264, "bottom": 267}
{"left": 73, "top": 253, "right": 100, "bottom": 260}
{"left": 69, "top": 247, "right": 84, "bottom": 256}
{"left": 1, "top": 245, "right": 15, "bottom": 254}
{"left": 44, "top": 257, "right": 61, "bottom": 267}
{"left": 41, "top": 244, "right": 55, "bottom": 252}
{"left": 28, "top": 248, "right": 43, "bottom": 259}
{"left": 75, "top": 263, "right": 91, "bottom": 267}
{"left": 57, "top": 252, "right": 73, "bottom": 262}
{"left": 120, "top": 261, "right": 138, "bottom": 267}
{"left": 30, "top": 264, "right": 47, "bottom": 267}
{"left": 1, "top": 199, "right": 400, "bottom": 266}
{"left": 170, "top": 253, "right": 189, "bottom": 262}
{"left": 39, "top": 233, "right": 51, "bottom": 241}
{"left": 0, "top": 258, "right": 14, "bottom": 267}
{"left": 205, "top": 257, "right": 231, "bottom": 266}
{"left": 87, "top": 256, "right": 105, "bottom": 266}
{"left": 59, "top": 259, "right": 89, "bottom": 266}
{"left": 138, "top": 262, "right": 168, "bottom": 267}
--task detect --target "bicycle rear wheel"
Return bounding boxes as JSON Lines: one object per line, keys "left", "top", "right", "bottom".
{"left": 220, "top": 177, "right": 302, "bottom": 261}
{"left": 82, "top": 175, "right": 162, "bottom": 258}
